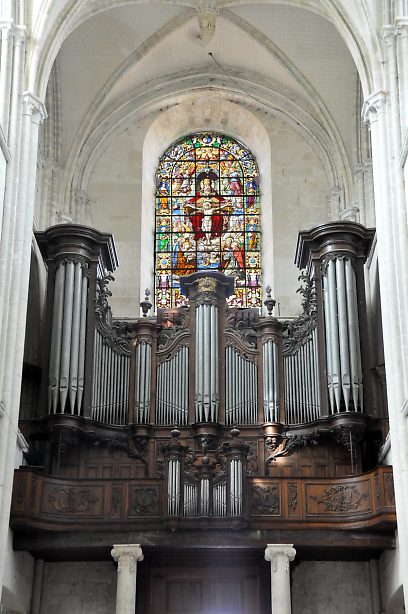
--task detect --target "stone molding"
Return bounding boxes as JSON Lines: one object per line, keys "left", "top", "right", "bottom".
{"left": 111, "top": 544, "right": 144, "bottom": 573}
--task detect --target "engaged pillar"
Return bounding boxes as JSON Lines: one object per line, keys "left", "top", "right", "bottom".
{"left": 111, "top": 544, "right": 144, "bottom": 614}
{"left": 265, "top": 543, "right": 296, "bottom": 614}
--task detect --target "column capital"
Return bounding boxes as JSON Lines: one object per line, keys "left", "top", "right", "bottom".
{"left": 395, "top": 17, "right": 408, "bottom": 37}
{"left": 265, "top": 544, "right": 296, "bottom": 570}
{"left": 111, "top": 544, "right": 144, "bottom": 573}
{"left": 0, "top": 20, "right": 14, "bottom": 40}
{"left": 21, "top": 91, "right": 47, "bottom": 124}
{"left": 361, "top": 91, "right": 388, "bottom": 125}
{"left": 13, "top": 25, "right": 27, "bottom": 46}
{"left": 382, "top": 24, "right": 397, "bottom": 45}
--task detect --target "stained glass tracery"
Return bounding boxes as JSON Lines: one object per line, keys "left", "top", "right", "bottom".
{"left": 155, "top": 132, "right": 261, "bottom": 308}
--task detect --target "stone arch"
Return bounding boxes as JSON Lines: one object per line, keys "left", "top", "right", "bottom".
{"left": 140, "top": 96, "right": 272, "bottom": 303}
{"left": 30, "top": 0, "right": 379, "bottom": 104}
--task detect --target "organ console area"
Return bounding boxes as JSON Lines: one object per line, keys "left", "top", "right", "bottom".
{"left": 11, "top": 221, "right": 395, "bottom": 600}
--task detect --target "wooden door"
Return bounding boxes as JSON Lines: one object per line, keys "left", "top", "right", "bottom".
{"left": 138, "top": 551, "right": 270, "bottom": 614}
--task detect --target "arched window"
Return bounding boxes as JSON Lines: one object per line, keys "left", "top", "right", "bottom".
{"left": 155, "top": 132, "right": 261, "bottom": 308}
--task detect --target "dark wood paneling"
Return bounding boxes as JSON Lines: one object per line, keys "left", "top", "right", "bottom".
{"left": 11, "top": 466, "right": 395, "bottom": 534}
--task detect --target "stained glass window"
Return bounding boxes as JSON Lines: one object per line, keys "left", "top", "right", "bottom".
{"left": 154, "top": 132, "right": 261, "bottom": 308}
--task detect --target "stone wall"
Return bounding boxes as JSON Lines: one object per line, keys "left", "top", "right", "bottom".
{"left": 292, "top": 560, "right": 374, "bottom": 614}
{"left": 39, "top": 561, "right": 116, "bottom": 614}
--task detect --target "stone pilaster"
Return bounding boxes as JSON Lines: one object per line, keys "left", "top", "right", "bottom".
{"left": 111, "top": 544, "right": 144, "bottom": 614}
{"left": 265, "top": 544, "right": 296, "bottom": 614}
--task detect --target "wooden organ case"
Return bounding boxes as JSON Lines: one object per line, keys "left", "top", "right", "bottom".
{"left": 12, "top": 222, "right": 395, "bottom": 614}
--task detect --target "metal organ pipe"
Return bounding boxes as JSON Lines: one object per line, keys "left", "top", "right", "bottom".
{"left": 48, "top": 260, "right": 90, "bottom": 416}
{"left": 326, "top": 259, "right": 342, "bottom": 412}
{"left": 77, "top": 274, "right": 88, "bottom": 412}
{"left": 155, "top": 347, "right": 189, "bottom": 426}
{"left": 91, "top": 330, "right": 131, "bottom": 426}
{"left": 48, "top": 262, "right": 65, "bottom": 412}
{"left": 322, "top": 256, "right": 364, "bottom": 414}
{"left": 283, "top": 328, "right": 320, "bottom": 425}
{"left": 225, "top": 346, "right": 258, "bottom": 425}
{"left": 345, "top": 259, "right": 363, "bottom": 410}
{"left": 195, "top": 302, "right": 219, "bottom": 423}
{"left": 59, "top": 261, "right": 75, "bottom": 412}
{"left": 134, "top": 340, "right": 152, "bottom": 424}
{"left": 230, "top": 459, "right": 243, "bottom": 516}
{"left": 336, "top": 258, "right": 351, "bottom": 409}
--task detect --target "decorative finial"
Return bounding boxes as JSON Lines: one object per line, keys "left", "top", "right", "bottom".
{"left": 140, "top": 288, "right": 152, "bottom": 317}
{"left": 171, "top": 424, "right": 181, "bottom": 439}
{"left": 264, "top": 285, "right": 276, "bottom": 316}
{"left": 230, "top": 426, "right": 240, "bottom": 439}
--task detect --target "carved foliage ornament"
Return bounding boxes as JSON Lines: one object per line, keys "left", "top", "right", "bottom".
{"left": 129, "top": 486, "right": 160, "bottom": 516}
{"left": 283, "top": 274, "right": 317, "bottom": 355}
{"left": 311, "top": 485, "right": 368, "bottom": 513}
{"left": 48, "top": 487, "right": 98, "bottom": 513}
{"left": 264, "top": 431, "right": 320, "bottom": 472}
{"left": 225, "top": 306, "right": 258, "bottom": 348}
{"left": 95, "top": 275, "right": 132, "bottom": 355}
{"left": 157, "top": 307, "right": 190, "bottom": 349}
{"left": 252, "top": 483, "right": 280, "bottom": 515}
{"left": 288, "top": 483, "right": 298, "bottom": 512}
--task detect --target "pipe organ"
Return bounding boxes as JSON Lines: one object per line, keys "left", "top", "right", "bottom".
{"left": 30, "top": 221, "right": 381, "bottom": 526}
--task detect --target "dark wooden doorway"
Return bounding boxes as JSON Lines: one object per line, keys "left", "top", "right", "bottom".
{"left": 136, "top": 549, "right": 270, "bottom": 614}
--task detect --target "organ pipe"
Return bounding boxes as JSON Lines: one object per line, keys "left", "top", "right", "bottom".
{"left": 195, "top": 302, "right": 219, "bottom": 422}
{"left": 225, "top": 346, "right": 258, "bottom": 425}
{"left": 322, "top": 256, "right": 364, "bottom": 413}
{"left": 47, "top": 259, "right": 89, "bottom": 415}
{"left": 37, "top": 224, "right": 118, "bottom": 419}
{"left": 91, "top": 329, "right": 131, "bottom": 425}
{"left": 156, "top": 346, "right": 189, "bottom": 425}
{"left": 134, "top": 340, "right": 152, "bottom": 424}
{"left": 283, "top": 332, "right": 320, "bottom": 425}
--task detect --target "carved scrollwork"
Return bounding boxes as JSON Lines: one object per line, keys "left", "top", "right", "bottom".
{"left": 265, "top": 430, "right": 320, "bottom": 471}
{"left": 252, "top": 483, "right": 280, "bottom": 514}
{"left": 321, "top": 253, "right": 356, "bottom": 277}
{"left": 330, "top": 423, "right": 365, "bottom": 450}
{"left": 48, "top": 487, "right": 98, "bottom": 513}
{"left": 129, "top": 486, "right": 160, "bottom": 516}
{"left": 311, "top": 485, "right": 368, "bottom": 512}
{"left": 15, "top": 478, "right": 26, "bottom": 507}
{"left": 95, "top": 275, "right": 133, "bottom": 355}
{"left": 157, "top": 307, "right": 190, "bottom": 349}
{"left": 383, "top": 472, "right": 395, "bottom": 505}
{"left": 225, "top": 307, "right": 258, "bottom": 348}
{"left": 282, "top": 274, "right": 317, "bottom": 355}
{"left": 288, "top": 483, "right": 298, "bottom": 511}
{"left": 245, "top": 440, "right": 258, "bottom": 476}
{"left": 225, "top": 333, "right": 258, "bottom": 363}
{"left": 195, "top": 293, "right": 219, "bottom": 307}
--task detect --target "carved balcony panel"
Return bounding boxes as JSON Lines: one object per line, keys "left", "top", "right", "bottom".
{"left": 11, "top": 466, "right": 395, "bottom": 534}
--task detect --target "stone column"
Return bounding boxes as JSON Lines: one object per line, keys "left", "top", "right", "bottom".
{"left": 111, "top": 544, "right": 144, "bottom": 614}
{"left": 265, "top": 544, "right": 296, "bottom": 614}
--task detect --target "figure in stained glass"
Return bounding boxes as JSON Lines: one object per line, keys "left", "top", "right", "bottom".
{"left": 185, "top": 177, "right": 232, "bottom": 244}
